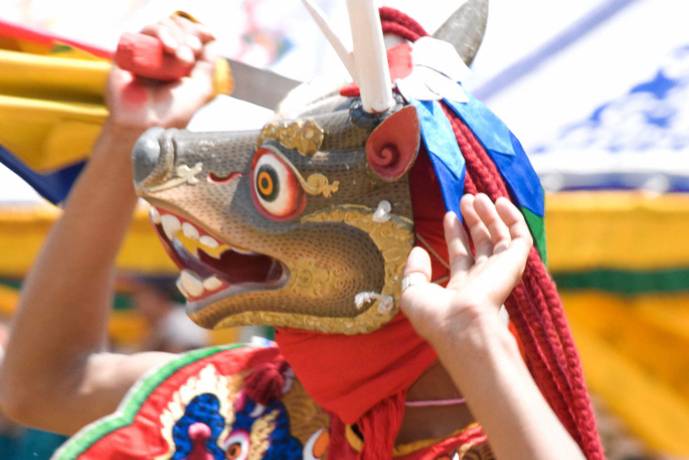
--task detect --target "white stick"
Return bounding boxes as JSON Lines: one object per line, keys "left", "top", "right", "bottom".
{"left": 346, "top": 0, "right": 394, "bottom": 113}
{"left": 301, "top": 0, "right": 357, "bottom": 81}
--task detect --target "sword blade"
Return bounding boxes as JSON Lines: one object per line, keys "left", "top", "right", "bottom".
{"left": 226, "top": 58, "right": 302, "bottom": 109}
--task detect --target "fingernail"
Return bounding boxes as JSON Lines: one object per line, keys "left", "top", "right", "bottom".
{"left": 158, "top": 28, "right": 177, "bottom": 49}
{"left": 187, "top": 35, "right": 202, "bottom": 51}
{"left": 176, "top": 46, "right": 194, "bottom": 63}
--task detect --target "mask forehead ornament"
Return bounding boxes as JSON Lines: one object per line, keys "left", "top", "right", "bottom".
{"left": 257, "top": 119, "right": 324, "bottom": 157}
{"left": 133, "top": 0, "right": 486, "bottom": 334}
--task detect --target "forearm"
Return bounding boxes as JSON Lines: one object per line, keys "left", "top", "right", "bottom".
{"left": 1, "top": 123, "right": 142, "bottom": 413}
{"left": 434, "top": 314, "right": 584, "bottom": 460}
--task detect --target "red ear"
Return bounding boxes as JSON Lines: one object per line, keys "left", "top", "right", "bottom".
{"left": 365, "top": 106, "right": 420, "bottom": 182}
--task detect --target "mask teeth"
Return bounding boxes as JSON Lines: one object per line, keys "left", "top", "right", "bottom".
{"left": 354, "top": 291, "right": 394, "bottom": 314}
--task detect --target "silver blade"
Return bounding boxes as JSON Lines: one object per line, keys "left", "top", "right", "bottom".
{"left": 226, "top": 58, "right": 302, "bottom": 109}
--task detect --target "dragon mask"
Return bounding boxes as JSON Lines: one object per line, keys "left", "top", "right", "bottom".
{"left": 133, "top": 1, "right": 490, "bottom": 335}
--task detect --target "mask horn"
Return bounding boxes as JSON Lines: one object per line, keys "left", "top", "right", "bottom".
{"left": 433, "top": 0, "right": 489, "bottom": 66}
{"left": 346, "top": 0, "right": 394, "bottom": 113}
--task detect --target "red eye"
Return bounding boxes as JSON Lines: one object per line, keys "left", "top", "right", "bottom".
{"left": 251, "top": 147, "right": 305, "bottom": 220}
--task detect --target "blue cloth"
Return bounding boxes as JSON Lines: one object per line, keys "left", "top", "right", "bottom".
{"left": 0, "top": 145, "right": 84, "bottom": 204}
{"left": 410, "top": 99, "right": 466, "bottom": 217}
{"left": 15, "top": 429, "right": 67, "bottom": 459}
{"left": 444, "top": 96, "right": 545, "bottom": 217}
{"left": 0, "top": 428, "right": 66, "bottom": 460}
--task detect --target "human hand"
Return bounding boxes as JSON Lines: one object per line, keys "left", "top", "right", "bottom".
{"left": 105, "top": 14, "right": 218, "bottom": 132}
{"left": 400, "top": 194, "right": 533, "bottom": 348}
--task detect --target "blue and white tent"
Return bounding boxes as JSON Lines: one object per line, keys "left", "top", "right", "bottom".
{"left": 469, "top": 0, "right": 689, "bottom": 192}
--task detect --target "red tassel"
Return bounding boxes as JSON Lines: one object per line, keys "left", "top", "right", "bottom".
{"left": 243, "top": 359, "right": 289, "bottom": 405}
{"left": 357, "top": 392, "right": 406, "bottom": 459}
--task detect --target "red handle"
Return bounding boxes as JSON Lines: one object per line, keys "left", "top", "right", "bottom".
{"left": 114, "top": 32, "right": 193, "bottom": 82}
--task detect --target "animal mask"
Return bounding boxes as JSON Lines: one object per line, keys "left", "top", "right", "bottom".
{"left": 133, "top": 0, "right": 488, "bottom": 334}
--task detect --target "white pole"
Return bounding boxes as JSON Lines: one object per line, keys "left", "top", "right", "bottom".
{"left": 346, "top": 0, "right": 394, "bottom": 113}
{"left": 301, "top": 0, "right": 357, "bottom": 81}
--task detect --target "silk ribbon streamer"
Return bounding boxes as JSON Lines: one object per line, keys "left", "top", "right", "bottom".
{"left": 444, "top": 95, "right": 545, "bottom": 218}
{"left": 410, "top": 99, "right": 466, "bottom": 217}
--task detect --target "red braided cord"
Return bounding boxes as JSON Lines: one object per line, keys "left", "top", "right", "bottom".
{"left": 530, "top": 257, "right": 604, "bottom": 458}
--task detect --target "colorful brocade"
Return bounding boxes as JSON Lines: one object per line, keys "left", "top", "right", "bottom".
{"left": 53, "top": 345, "right": 493, "bottom": 460}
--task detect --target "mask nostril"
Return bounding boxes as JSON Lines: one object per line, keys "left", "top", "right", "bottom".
{"left": 132, "top": 127, "right": 164, "bottom": 185}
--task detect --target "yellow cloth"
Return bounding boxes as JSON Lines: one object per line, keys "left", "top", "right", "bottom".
{"left": 0, "top": 38, "right": 109, "bottom": 171}
{"left": 3, "top": 193, "right": 689, "bottom": 277}
{"left": 565, "top": 292, "right": 689, "bottom": 455}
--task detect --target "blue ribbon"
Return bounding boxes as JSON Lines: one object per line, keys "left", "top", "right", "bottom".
{"left": 410, "top": 99, "right": 466, "bottom": 217}
{"left": 443, "top": 96, "right": 545, "bottom": 218}
{"left": 0, "top": 145, "right": 84, "bottom": 204}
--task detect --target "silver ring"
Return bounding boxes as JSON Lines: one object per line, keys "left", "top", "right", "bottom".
{"left": 401, "top": 272, "right": 427, "bottom": 292}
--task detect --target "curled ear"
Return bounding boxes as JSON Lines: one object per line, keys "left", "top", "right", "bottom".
{"left": 365, "top": 106, "right": 420, "bottom": 182}
{"left": 434, "top": 0, "right": 489, "bottom": 66}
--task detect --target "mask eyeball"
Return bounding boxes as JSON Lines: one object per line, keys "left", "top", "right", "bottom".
{"left": 223, "top": 431, "right": 249, "bottom": 460}
{"left": 251, "top": 147, "right": 305, "bottom": 220}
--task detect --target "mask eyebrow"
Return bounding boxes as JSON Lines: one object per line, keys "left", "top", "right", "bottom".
{"left": 256, "top": 119, "right": 325, "bottom": 157}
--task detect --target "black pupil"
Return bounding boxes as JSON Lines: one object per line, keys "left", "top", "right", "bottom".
{"left": 257, "top": 165, "right": 279, "bottom": 201}
{"left": 228, "top": 443, "right": 241, "bottom": 456}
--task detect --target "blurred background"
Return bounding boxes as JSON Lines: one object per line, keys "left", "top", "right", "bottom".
{"left": 0, "top": 0, "right": 688, "bottom": 458}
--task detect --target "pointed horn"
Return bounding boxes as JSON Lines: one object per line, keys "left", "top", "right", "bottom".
{"left": 434, "top": 0, "right": 489, "bottom": 66}
{"left": 346, "top": 0, "right": 394, "bottom": 113}
{"left": 301, "top": 0, "right": 357, "bottom": 80}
